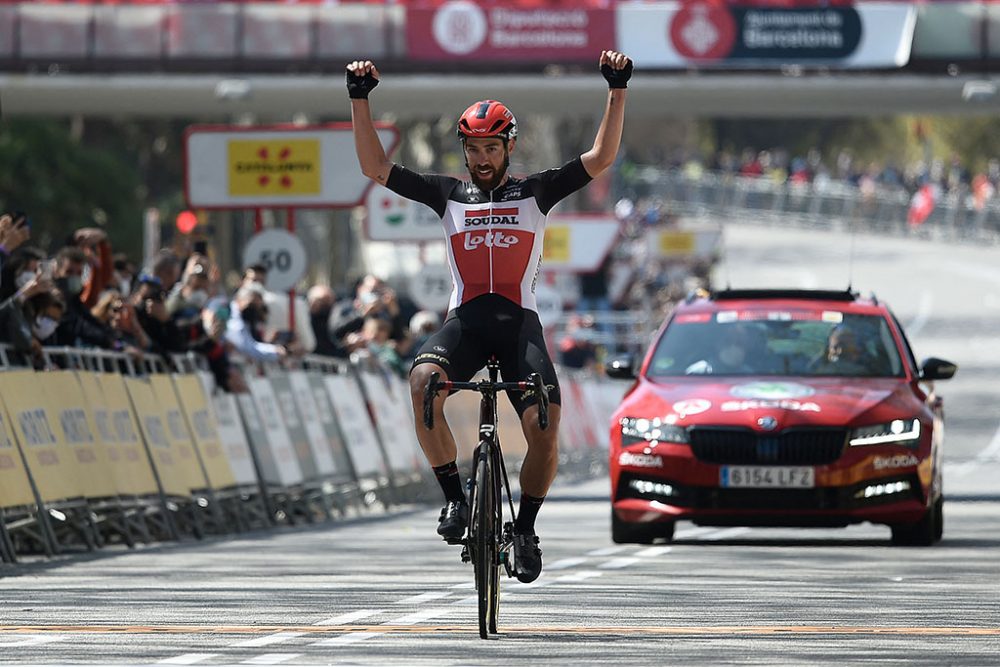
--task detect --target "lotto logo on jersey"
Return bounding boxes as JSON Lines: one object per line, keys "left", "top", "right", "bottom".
{"left": 464, "top": 207, "right": 519, "bottom": 227}
{"left": 463, "top": 230, "right": 520, "bottom": 250}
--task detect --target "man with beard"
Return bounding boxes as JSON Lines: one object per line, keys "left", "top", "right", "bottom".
{"left": 346, "top": 50, "right": 632, "bottom": 584}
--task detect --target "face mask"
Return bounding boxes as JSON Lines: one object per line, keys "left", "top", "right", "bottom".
{"left": 63, "top": 276, "right": 83, "bottom": 296}
{"left": 81, "top": 263, "right": 92, "bottom": 287}
{"left": 15, "top": 271, "right": 36, "bottom": 290}
{"left": 32, "top": 316, "right": 58, "bottom": 340}
{"left": 187, "top": 290, "right": 208, "bottom": 308}
{"left": 119, "top": 278, "right": 132, "bottom": 296}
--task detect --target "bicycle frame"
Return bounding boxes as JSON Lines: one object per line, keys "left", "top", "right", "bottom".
{"left": 422, "top": 358, "right": 548, "bottom": 638}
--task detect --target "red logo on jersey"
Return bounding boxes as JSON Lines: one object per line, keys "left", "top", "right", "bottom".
{"left": 462, "top": 230, "right": 520, "bottom": 250}
{"left": 464, "top": 207, "right": 520, "bottom": 227}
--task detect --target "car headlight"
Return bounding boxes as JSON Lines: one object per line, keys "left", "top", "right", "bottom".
{"left": 620, "top": 417, "right": 689, "bottom": 446}
{"left": 849, "top": 418, "right": 921, "bottom": 447}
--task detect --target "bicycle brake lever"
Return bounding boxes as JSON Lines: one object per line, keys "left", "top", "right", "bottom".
{"left": 529, "top": 372, "right": 549, "bottom": 431}
{"left": 423, "top": 372, "right": 440, "bottom": 430}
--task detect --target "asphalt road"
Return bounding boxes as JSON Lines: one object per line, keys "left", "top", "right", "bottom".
{"left": 2, "top": 224, "right": 999, "bottom": 665}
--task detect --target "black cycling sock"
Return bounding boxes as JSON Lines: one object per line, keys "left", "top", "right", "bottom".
{"left": 433, "top": 461, "right": 466, "bottom": 504}
{"left": 515, "top": 493, "right": 545, "bottom": 533}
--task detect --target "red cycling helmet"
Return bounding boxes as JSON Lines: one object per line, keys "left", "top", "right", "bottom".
{"left": 456, "top": 100, "right": 518, "bottom": 142}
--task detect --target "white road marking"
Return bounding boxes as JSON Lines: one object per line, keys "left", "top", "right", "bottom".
{"left": 384, "top": 607, "right": 454, "bottom": 625}
{"left": 702, "top": 527, "right": 751, "bottom": 541}
{"left": 0, "top": 634, "right": 64, "bottom": 647}
{"left": 978, "top": 423, "right": 1000, "bottom": 462}
{"left": 635, "top": 546, "right": 673, "bottom": 557}
{"left": 556, "top": 570, "right": 603, "bottom": 582}
{"left": 311, "top": 632, "right": 385, "bottom": 646}
{"left": 313, "top": 609, "right": 383, "bottom": 626}
{"left": 548, "top": 557, "right": 587, "bottom": 570}
{"left": 451, "top": 595, "right": 478, "bottom": 606}
{"left": 450, "top": 581, "right": 475, "bottom": 589}
{"left": 599, "top": 558, "right": 640, "bottom": 569}
{"left": 674, "top": 526, "right": 719, "bottom": 539}
{"left": 232, "top": 632, "right": 306, "bottom": 648}
{"left": 239, "top": 653, "right": 302, "bottom": 665}
{"left": 157, "top": 655, "right": 219, "bottom": 665}
{"left": 395, "top": 591, "right": 452, "bottom": 605}
{"left": 586, "top": 546, "right": 628, "bottom": 556}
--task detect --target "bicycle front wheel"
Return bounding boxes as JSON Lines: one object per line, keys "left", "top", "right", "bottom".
{"left": 474, "top": 450, "right": 499, "bottom": 639}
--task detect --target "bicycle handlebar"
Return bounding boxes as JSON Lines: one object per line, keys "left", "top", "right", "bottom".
{"left": 421, "top": 372, "right": 550, "bottom": 431}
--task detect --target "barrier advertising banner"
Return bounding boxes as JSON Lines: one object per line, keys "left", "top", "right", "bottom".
{"left": 0, "top": 370, "right": 81, "bottom": 502}
{"left": 0, "top": 396, "right": 35, "bottom": 509}
{"left": 41, "top": 371, "right": 117, "bottom": 499}
{"left": 97, "top": 373, "right": 159, "bottom": 496}
{"left": 618, "top": 2, "right": 915, "bottom": 69}
{"left": 407, "top": 1, "right": 614, "bottom": 62}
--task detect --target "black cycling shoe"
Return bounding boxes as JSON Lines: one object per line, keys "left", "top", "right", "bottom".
{"left": 436, "top": 500, "right": 469, "bottom": 543}
{"left": 513, "top": 531, "right": 543, "bottom": 583}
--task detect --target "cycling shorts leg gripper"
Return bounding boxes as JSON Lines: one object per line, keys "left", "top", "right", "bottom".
{"left": 409, "top": 313, "right": 488, "bottom": 383}
{"left": 501, "top": 310, "right": 561, "bottom": 419}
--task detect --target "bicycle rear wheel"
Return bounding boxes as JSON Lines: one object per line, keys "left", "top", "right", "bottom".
{"left": 473, "top": 449, "right": 498, "bottom": 639}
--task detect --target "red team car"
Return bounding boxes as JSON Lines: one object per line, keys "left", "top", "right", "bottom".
{"left": 607, "top": 289, "right": 957, "bottom": 546}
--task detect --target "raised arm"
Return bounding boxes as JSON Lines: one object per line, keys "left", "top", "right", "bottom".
{"left": 346, "top": 60, "right": 393, "bottom": 184}
{"left": 581, "top": 50, "right": 632, "bottom": 179}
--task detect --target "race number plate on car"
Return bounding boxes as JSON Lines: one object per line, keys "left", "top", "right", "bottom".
{"left": 720, "top": 466, "right": 815, "bottom": 488}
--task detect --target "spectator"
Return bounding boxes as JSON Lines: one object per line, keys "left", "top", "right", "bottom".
{"left": 226, "top": 284, "right": 290, "bottom": 362}
{"left": 53, "top": 247, "right": 113, "bottom": 349}
{"left": 23, "top": 289, "right": 66, "bottom": 368}
{"left": 557, "top": 314, "right": 598, "bottom": 370}
{"left": 112, "top": 253, "right": 137, "bottom": 297}
{"left": 130, "top": 273, "right": 184, "bottom": 355}
{"left": 307, "top": 284, "right": 346, "bottom": 358}
{"left": 406, "top": 310, "right": 441, "bottom": 363}
{"left": 0, "top": 212, "right": 31, "bottom": 282}
{"left": 331, "top": 274, "right": 410, "bottom": 351}
{"left": 166, "top": 264, "right": 211, "bottom": 327}
{"left": 68, "top": 227, "right": 113, "bottom": 309}
{"left": 151, "top": 250, "right": 182, "bottom": 294}
{"left": 0, "top": 245, "right": 46, "bottom": 303}
{"left": 92, "top": 290, "right": 149, "bottom": 360}
{"left": 240, "top": 264, "right": 316, "bottom": 353}
{"left": 357, "top": 316, "right": 407, "bottom": 377}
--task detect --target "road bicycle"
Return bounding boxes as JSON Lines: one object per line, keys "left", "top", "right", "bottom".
{"left": 423, "top": 357, "right": 549, "bottom": 639}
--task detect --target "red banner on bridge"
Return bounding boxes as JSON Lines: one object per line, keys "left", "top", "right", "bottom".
{"left": 406, "top": 1, "right": 614, "bottom": 63}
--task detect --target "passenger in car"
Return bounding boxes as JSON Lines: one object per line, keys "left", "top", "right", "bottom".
{"left": 808, "top": 324, "right": 875, "bottom": 375}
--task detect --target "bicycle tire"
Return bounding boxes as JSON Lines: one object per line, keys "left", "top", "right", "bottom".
{"left": 487, "top": 445, "right": 503, "bottom": 634}
{"left": 474, "top": 449, "right": 498, "bottom": 639}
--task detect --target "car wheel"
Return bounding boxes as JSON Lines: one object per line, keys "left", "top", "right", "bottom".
{"left": 890, "top": 497, "right": 941, "bottom": 547}
{"left": 611, "top": 510, "right": 674, "bottom": 544}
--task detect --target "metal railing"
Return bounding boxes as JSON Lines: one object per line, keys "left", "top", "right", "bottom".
{"left": 624, "top": 168, "right": 1000, "bottom": 244}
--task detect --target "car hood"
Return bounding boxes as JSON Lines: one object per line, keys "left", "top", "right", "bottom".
{"left": 618, "top": 376, "right": 920, "bottom": 430}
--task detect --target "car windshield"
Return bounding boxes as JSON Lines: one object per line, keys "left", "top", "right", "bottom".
{"left": 647, "top": 309, "right": 905, "bottom": 378}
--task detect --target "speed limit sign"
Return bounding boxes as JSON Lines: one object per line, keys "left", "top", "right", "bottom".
{"left": 410, "top": 264, "right": 453, "bottom": 311}
{"left": 242, "top": 229, "right": 307, "bottom": 293}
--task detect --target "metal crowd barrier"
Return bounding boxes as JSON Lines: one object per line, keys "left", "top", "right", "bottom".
{"left": 628, "top": 168, "right": 1000, "bottom": 244}
{"left": 0, "top": 344, "right": 621, "bottom": 565}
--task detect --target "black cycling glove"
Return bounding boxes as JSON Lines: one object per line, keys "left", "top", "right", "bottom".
{"left": 601, "top": 60, "right": 633, "bottom": 89}
{"left": 346, "top": 70, "right": 379, "bottom": 99}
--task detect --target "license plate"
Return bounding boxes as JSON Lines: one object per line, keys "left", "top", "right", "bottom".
{"left": 720, "top": 466, "right": 815, "bottom": 488}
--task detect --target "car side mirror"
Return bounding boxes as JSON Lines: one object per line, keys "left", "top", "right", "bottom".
{"left": 919, "top": 357, "right": 957, "bottom": 381}
{"left": 605, "top": 355, "right": 636, "bottom": 380}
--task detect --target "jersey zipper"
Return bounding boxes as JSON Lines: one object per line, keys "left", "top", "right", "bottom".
{"left": 488, "top": 186, "right": 495, "bottom": 294}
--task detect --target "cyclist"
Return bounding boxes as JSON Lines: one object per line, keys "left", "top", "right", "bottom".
{"left": 347, "top": 50, "right": 632, "bottom": 583}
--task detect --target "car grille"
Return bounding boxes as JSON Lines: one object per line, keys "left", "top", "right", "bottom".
{"left": 689, "top": 428, "right": 847, "bottom": 465}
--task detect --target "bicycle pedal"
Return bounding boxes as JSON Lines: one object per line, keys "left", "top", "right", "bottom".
{"left": 461, "top": 546, "right": 471, "bottom": 563}
{"left": 443, "top": 535, "right": 465, "bottom": 546}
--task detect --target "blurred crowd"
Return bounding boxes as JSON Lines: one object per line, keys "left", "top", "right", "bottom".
{"left": 0, "top": 211, "right": 442, "bottom": 388}
{"left": 645, "top": 146, "right": 994, "bottom": 202}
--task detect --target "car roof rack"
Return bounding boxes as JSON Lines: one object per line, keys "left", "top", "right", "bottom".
{"left": 710, "top": 288, "right": 859, "bottom": 302}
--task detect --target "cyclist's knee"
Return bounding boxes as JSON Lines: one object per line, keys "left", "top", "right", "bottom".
{"left": 409, "top": 363, "right": 446, "bottom": 398}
